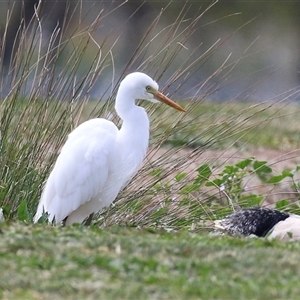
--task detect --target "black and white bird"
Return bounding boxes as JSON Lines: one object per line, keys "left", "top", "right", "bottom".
{"left": 214, "top": 207, "right": 300, "bottom": 241}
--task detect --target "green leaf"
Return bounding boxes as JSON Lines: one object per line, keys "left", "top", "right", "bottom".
{"left": 253, "top": 160, "right": 272, "bottom": 173}
{"left": 239, "top": 194, "right": 263, "bottom": 207}
{"left": 17, "top": 199, "right": 29, "bottom": 222}
{"left": 253, "top": 160, "right": 272, "bottom": 181}
{"left": 236, "top": 157, "right": 254, "bottom": 169}
{"left": 196, "top": 164, "right": 212, "bottom": 177}
{"left": 194, "top": 164, "right": 212, "bottom": 186}
{"left": 205, "top": 178, "right": 223, "bottom": 187}
{"left": 282, "top": 170, "right": 293, "bottom": 177}
{"left": 275, "top": 199, "right": 290, "bottom": 210}
{"left": 223, "top": 165, "right": 238, "bottom": 175}
{"left": 267, "top": 170, "right": 293, "bottom": 183}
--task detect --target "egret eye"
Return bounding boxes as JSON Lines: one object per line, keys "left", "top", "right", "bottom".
{"left": 146, "top": 86, "right": 152, "bottom": 92}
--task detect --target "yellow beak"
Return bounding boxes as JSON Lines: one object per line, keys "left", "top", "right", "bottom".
{"left": 153, "top": 91, "right": 185, "bottom": 112}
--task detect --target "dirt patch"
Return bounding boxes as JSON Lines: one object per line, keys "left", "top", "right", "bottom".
{"left": 142, "top": 146, "right": 300, "bottom": 205}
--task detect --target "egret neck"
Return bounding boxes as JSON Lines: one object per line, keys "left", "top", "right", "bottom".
{"left": 115, "top": 91, "right": 150, "bottom": 172}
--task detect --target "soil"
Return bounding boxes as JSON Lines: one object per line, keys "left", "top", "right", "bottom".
{"left": 144, "top": 146, "right": 300, "bottom": 206}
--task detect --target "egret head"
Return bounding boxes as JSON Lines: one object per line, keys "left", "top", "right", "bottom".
{"left": 120, "top": 72, "right": 185, "bottom": 112}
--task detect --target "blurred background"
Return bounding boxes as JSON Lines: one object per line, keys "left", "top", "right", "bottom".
{"left": 0, "top": 0, "right": 299, "bottom": 101}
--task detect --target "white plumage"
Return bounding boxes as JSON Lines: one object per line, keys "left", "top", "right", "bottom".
{"left": 34, "top": 72, "right": 185, "bottom": 225}
{"left": 268, "top": 214, "right": 300, "bottom": 241}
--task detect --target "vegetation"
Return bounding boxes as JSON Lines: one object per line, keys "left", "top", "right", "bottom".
{"left": 0, "top": 2, "right": 300, "bottom": 299}
{"left": 1, "top": 223, "right": 300, "bottom": 300}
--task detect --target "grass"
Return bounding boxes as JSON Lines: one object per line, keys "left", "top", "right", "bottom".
{"left": 1, "top": 223, "right": 300, "bottom": 300}
{"left": 150, "top": 100, "right": 300, "bottom": 150}
{"left": 1, "top": 1, "right": 300, "bottom": 219}
{"left": 1, "top": 2, "right": 300, "bottom": 299}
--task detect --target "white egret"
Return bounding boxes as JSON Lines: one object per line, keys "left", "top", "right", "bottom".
{"left": 34, "top": 72, "right": 185, "bottom": 225}
{"left": 214, "top": 207, "right": 300, "bottom": 241}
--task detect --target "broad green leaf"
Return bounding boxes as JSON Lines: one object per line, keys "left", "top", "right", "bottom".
{"left": 253, "top": 160, "right": 272, "bottom": 181}
{"left": 236, "top": 157, "right": 254, "bottom": 169}
{"left": 196, "top": 164, "right": 212, "bottom": 178}
{"left": 275, "top": 199, "right": 290, "bottom": 210}
{"left": 205, "top": 178, "right": 223, "bottom": 187}
{"left": 223, "top": 165, "right": 238, "bottom": 175}
{"left": 195, "top": 164, "right": 212, "bottom": 186}
{"left": 267, "top": 170, "right": 293, "bottom": 183}
{"left": 253, "top": 160, "right": 272, "bottom": 173}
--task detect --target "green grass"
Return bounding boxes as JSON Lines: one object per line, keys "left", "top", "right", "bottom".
{"left": 1, "top": 3, "right": 300, "bottom": 299}
{"left": 151, "top": 101, "right": 300, "bottom": 150}
{"left": 75, "top": 99, "right": 300, "bottom": 151}
{"left": 1, "top": 223, "right": 300, "bottom": 300}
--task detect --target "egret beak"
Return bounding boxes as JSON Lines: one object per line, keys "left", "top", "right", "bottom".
{"left": 153, "top": 91, "right": 185, "bottom": 112}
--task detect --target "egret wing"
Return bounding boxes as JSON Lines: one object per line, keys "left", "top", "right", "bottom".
{"left": 34, "top": 119, "right": 118, "bottom": 224}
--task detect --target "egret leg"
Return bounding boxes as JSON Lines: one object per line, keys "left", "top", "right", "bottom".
{"left": 84, "top": 213, "right": 94, "bottom": 226}
{"left": 62, "top": 216, "right": 68, "bottom": 227}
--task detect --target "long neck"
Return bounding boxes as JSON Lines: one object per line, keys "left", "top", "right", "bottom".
{"left": 115, "top": 91, "right": 150, "bottom": 157}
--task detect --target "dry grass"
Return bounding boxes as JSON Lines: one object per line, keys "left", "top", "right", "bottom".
{"left": 0, "top": 2, "right": 299, "bottom": 226}
{"left": 1, "top": 3, "right": 300, "bottom": 298}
